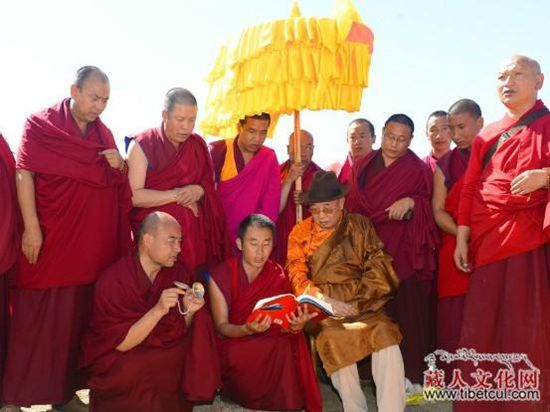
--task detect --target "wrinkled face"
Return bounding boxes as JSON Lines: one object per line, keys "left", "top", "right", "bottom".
{"left": 146, "top": 222, "right": 182, "bottom": 268}
{"left": 310, "top": 198, "right": 344, "bottom": 230}
{"left": 347, "top": 122, "right": 374, "bottom": 159}
{"left": 426, "top": 115, "right": 451, "bottom": 153}
{"left": 70, "top": 76, "right": 110, "bottom": 124}
{"left": 237, "top": 226, "right": 273, "bottom": 271}
{"left": 448, "top": 112, "right": 483, "bottom": 149}
{"left": 497, "top": 57, "right": 543, "bottom": 110}
{"left": 287, "top": 132, "right": 314, "bottom": 166}
{"left": 381, "top": 122, "right": 412, "bottom": 162}
{"left": 237, "top": 118, "right": 269, "bottom": 154}
{"left": 163, "top": 104, "right": 197, "bottom": 145}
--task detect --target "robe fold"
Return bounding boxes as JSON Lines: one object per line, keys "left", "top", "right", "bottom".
{"left": 455, "top": 100, "right": 550, "bottom": 411}
{"left": 82, "top": 254, "right": 220, "bottom": 412}
{"left": 16, "top": 99, "right": 132, "bottom": 289}
{"left": 210, "top": 139, "right": 281, "bottom": 242}
{"left": 3, "top": 99, "right": 132, "bottom": 406}
{"left": 337, "top": 154, "right": 353, "bottom": 186}
{"left": 423, "top": 151, "right": 439, "bottom": 173}
{"left": 128, "top": 127, "right": 230, "bottom": 269}
{"left": 274, "top": 160, "right": 323, "bottom": 265}
{"left": 210, "top": 257, "right": 322, "bottom": 411}
{"left": 0, "top": 133, "right": 17, "bottom": 403}
{"left": 286, "top": 213, "right": 402, "bottom": 376}
{"left": 346, "top": 149, "right": 438, "bottom": 382}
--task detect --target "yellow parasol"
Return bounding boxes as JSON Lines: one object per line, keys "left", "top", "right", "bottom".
{"left": 201, "top": 0, "right": 374, "bottom": 220}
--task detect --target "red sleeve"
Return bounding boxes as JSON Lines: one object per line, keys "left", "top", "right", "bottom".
{"left": 457, "top": 136, "right": 484, "bottom": 226}
{"left": 259, "top": 150, "right": 282, "bottom": 224}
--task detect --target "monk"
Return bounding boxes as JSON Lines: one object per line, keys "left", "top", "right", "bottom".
{"left": 274, "top": 129, "right": 322, "bottom": 265}
{"left": 126, "top": 88, "right": 230, "bottom": 270}
{"left": 454, "top": 55, "right": 550, "bottom": 411}
{"left": 346, "top": 114, "right": 439, "bottom": 387}
{"left": 432, "top": 98, "right": 483, "bottom": 378}
{"left": 423, "top": 110, "right": 451, "bottom": 173}
{"left": 81, "top": 212, "right": 219, "bottom": 412}
{"left": 210, "top": 113, "right": 281, "bottom": 242}
{"left": 2, "top": 66, "right": 131, "bottom": 412}
{"left": 287, "top": 171, "right": 405, "bottom": 412}
{"left": 338, "top": 118, "right": 375, "bottom": 186}
{"left": 0, "top": 134, "right": 17, "bottom": 408}
{"left": 208, "top": 214, "right": 322, "bottom": 411}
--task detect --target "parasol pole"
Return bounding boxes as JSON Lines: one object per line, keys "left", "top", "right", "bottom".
{"left": 294, "top": 110, "right": 303, "bottom": 222}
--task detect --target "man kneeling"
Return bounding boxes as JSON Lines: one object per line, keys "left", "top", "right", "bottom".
{"left": 287, "top": 171, "right": 406, "bottom": 412}
{"left": 208, "top": 214, "right": 322, "bottom": 411}
{"left": 81, "top": 211, "right": 219, "bottom": 412}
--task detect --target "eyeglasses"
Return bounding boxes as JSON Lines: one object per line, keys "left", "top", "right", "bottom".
{"left": 309, "top": 205, "right": 338, "bottom": 216}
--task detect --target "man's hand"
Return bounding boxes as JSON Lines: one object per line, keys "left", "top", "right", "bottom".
{"left": 385, "top": 197, "right": 414, "bottom": 220}
{"left": 293, "top": 190, "right": 304, "bottom": 205}
{"left": 185, "top": 202, "right": 199, "bottom": 217}
{"left": 454, "top": 238, "right": 471, "bottom": 272}
{"left": 173, "top": 185, "right": 204, "bottom": 206}
{"left": 285, "top": 163, "right": 305, "bottom": 184}
{"left": 286, "top": 305, "right": 317, "bottom": 332}
{"left": 21, "top": 225, "right": 43, "bottom": 264}
{"left": 323, "top": 296, "right": 358, "bottom": 318}
{"left": 510, "top": 169, "right": 548, "bottom": 195}
{"left": 244, "top": 313, "right": 272, "bottom": 334}
{"left": 154, "top": 287, "right": 186, "bottom": 316}
{"left": 99, "top": 149, "right": 124, "bottom": 170}
{"left": 182, "top": 290, "right": 205, "bottom": 315}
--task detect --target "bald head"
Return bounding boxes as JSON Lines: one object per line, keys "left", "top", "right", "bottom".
{"left": 138, "top": 211, "right": 180, "bottom": 244}
{"left": 74, "top": 66, "right": 109, "bottom": 90}
{"left": 497, "top": 55, "right": 544, "bottom": 116}
{"left": 287, "top": 129, "right": 314, "bottom": 165}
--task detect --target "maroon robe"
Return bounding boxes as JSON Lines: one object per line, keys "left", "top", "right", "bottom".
{"left": 0, "top": 134, "right": 18, "bottom": 403}
{"left": 423, "top": 150, "right": 438, "bottom": 173}
{"left": 346, "top": 149, "right": 438, "bottom": 383}
{"left": 455, "top": 100, "right": 550, "bottom": 411}
{"left": 81, "top": 254, "right": 220, "bottom": 412}
{"left": 3, "top": 99, "right": 132, "bottom": 405}
{"left": 128, "top": 127, "right": 231, "bottom": 269}
{"left": 435, "top": 147, "right": 470, "bottom": 381}
{"left": 210, "top": 257, "right": 322, "bottom": 411}
{"left": 338, "top": 154, "right": 353, "bottom": 186}
{"left": 274, "top": 160, "right": 323, "bottom": 265}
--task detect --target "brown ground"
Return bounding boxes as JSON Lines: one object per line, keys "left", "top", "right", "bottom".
{"left": 23, "top": 384, "right": 453, "bottom": 411}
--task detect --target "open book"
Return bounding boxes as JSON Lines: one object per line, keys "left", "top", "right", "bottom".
{"left": 246, "top": 293, "right": 337, "bottom": 330}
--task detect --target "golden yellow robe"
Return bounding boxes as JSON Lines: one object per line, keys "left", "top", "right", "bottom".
{"left": 286, "top": 212, "right": 402, "bottom": 375}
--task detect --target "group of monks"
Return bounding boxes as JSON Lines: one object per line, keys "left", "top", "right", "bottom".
{"left": 0, "top": 53, "right": 549, "bottom": 412}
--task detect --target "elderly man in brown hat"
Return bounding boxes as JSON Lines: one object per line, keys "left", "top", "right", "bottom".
{"left": 286, "top": 171, "right": 406, "bottom": 412}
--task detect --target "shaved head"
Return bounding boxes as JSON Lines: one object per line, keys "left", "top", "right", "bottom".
{"left": 138, "top": 211, "right": 180, "bottom": 243}
{"left": 497, "top": 55, "right": 544, "bottom": 116}
{"left": 503, "top": 55, "right": 541, "bottom": 74}
{"left": 287, "top": 129, "right": 314, "bottom": 165}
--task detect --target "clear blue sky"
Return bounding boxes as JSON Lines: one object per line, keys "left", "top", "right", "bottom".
{"left": 1, "top": 0, "right": 549, "bottom": 168}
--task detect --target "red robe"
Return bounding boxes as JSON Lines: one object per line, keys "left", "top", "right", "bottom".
{"left": 435, "top": 147, "right": 470, "bottom": 381}
{"left": 81, "top": 254, "right": 220, "bottom": 412}
{"left": 128, "top": 127, "right": 230, "bottom": 269}
{"left": 210, "top": 257, "right": 322, "bottom": 411}
{"left": 437, "top": 147, "right": 470, "bottom": 298}
{"left": 274, "top": 160, "right": 323, "bottom": 265}
{"left": 346, "top": 149, "right": 438, "bottom": 383}
{"left": 337, "top": 154, "right": 353, "bottom": 186}
{"left": 423, "top": 150, "right": 438, "bottom": 173}
{"left": 3, "top": 99, "right": 132, "bottom": 405}
{"left": 16, "top": 99, "right": 132, "bottom": 288}
{"left": 455, "top": 100, "right": 550, "bottom": 411}
{"left": 210, "top": 139, "right": 281, "bottom": 242}
{"left": 0, "top": 134, "right": 17, "bottom": 403}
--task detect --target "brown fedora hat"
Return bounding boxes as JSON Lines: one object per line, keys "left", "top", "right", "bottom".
{"left": 302, "top": 171, "right": 349, "bottom": 204}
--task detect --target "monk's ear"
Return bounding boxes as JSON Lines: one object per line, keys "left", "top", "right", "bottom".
{"left": 338, "top": 197, "right": 345, "bottom": 210}
{"left": 236, "top": 238, "right": 243, "bottom": 252}
{"left": 162, "top": 110, "right": 169, "bottom": 123}
{"left": 535, "top": 73, "right": 544, "bottom": 91}
{"left": 476, "top": 116, "right": 484, "bottom": 131}
{"left": 70, "top": 84, "right": 79, "bottom": 100}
